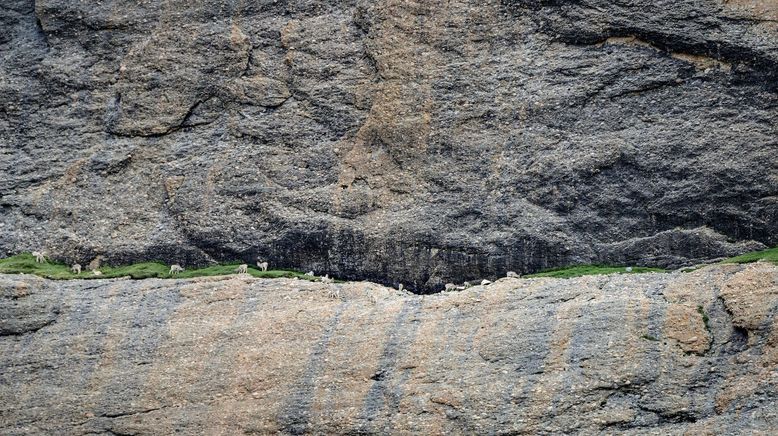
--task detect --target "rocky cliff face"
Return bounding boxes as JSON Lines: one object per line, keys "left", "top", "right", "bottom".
{"left": 1, "top": 263, "right": 777, "bottom": 434}
{"left": 1, "top": 0, "right": 777, "bottom": 291}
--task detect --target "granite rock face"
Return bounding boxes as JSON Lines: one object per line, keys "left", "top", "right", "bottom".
{"left": 1, "top": 263, "right": 777, "bottom": 434}
{"left": 1, "top": 0, "right": 777, "bottom": 291}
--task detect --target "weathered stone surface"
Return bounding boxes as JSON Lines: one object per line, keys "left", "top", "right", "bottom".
{"left": 1, "top": 0, "right": 777, "bottom": 291}
{"left": 1, "top": 263, "right": 777, "bottom": 434}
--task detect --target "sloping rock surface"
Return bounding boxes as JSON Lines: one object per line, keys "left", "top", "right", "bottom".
{"left": 1, "top": 0, "right": 777, "bottom": 291}
{"left": 1, "top": 263, "right": 777, "bottom": 434}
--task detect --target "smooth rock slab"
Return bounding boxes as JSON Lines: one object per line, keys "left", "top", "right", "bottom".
{"left": 1, "top": 263, "right": 777, "bottom": 434}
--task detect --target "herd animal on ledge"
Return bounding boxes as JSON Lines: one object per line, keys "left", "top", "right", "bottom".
{"left": 27, "top": 250, "right": 522, "bottom": 298}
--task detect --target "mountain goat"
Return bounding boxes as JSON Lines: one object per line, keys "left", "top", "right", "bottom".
{"left": 71, "top": 264, "right": 81, "bottom": 275}
{"left": 169, "top": 264, "right": 184, "bottom": 276}
{"left": 31, "top": 251, "right": 45, "bottom": 263}
{"left": 235, "top": 264, "right": 248, "bottom": 274}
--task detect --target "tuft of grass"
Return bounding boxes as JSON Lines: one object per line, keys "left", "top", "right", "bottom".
{"left": 0, "top": 253, "right": 317, "bottom": 282}
{"left": 524, "top": 264, "right": 665, "bottom": 279}
{"left": 697, "top": 305, "right": 711, "bottom": 332}
{"left": 641, "top": 334, "right": 659, "bottom": 341}
{"left": 721, "top": 246, "right": 778, "bottom": 265}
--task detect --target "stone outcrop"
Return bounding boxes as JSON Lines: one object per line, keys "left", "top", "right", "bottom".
{"left": 1, "top": 263, "right": 777, "bottom": 434}
{"left": 1, "top": 0, "right": 777, "bottom": 291}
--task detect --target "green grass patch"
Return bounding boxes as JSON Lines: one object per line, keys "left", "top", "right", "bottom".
{"left": 721, "top": 246, "right": 778, "bottom": 265}
{"left": 0, "top": 253, "right": 316, "bottom": 281}
{"left": 0, "top": 253, "right": 77, "bottom": 279}
{"left": 641, "top": 334, "right": 659, "bottom": 341}
{"left": 524, "top": 264, "right": 665, "bottom": 279}
{"left": 697, "top": 305, "right": 711, "bottom": 332}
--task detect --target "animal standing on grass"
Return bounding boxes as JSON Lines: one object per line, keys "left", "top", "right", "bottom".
{"left": 257, "top": 260, "right": 268, "bottom": 272}
{"left": 31, "top": 251, "right": 46, "bottom": 263}
{"left": 235, "top": 264, "right": 248, "bottom": 274}
{"left": 169, "top": 264, "right": 184, "bottom": 276}
{"left": 87, "top": 256, "right": 104, "bottom": 272}
{"left": 71, "top": 264, "right": 81, "bottom": 275}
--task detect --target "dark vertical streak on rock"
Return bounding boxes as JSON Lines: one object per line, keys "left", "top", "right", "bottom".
{"left": 33, "top": 16, "right": 49, "bottom": 51}
{"left": 494, "top": 303, "right": 559, "bottom": 433}
{"left": 90, "top": 284, "right": 183, "bottom": 419}
{"left": 356, "top": 299, "right": 423, "bottom": 434}
{"left": 453, "top": 314, "right": 490, "bottom": 434}
{"left": 277, "top": 301, "right": 348, "bottom": 435}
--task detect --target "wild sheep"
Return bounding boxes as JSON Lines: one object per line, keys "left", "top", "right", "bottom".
{"left": 257, "top": 260, "right": 268, "bottom": 272}
{"left": 235, "top": 264, "right": 248, "bottom": 274}
{"left": 169, "top": 264, "right": 184, "bottom": 276}
{"left": 305, "top": 271, "right": 315, "bottom": 277}
{"left": 71, "top": 264, "right": 81, "bottom": 275}
{"left": 92, "top": 270, "right": 103, "bottom": 276}
{"left": 481, "top": 279, "right": 492, "bottom": 286}
{"left": 31, "top": 251, "right": 46, "bottom": 263}
{"left": 507, "top": 271, "right": 520, "bottom": 278}
{"left": 87, "top": 256, "right": 104, "bottom": 271}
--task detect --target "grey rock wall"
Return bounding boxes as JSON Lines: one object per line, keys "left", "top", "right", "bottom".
{"left": 1, "top": 0, "right": 776, "bottom": 291}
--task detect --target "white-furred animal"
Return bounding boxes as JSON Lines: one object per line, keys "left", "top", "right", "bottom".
{"left": 463, "top": 281, "right": 471, "bottom": 288}
{"left": 169, "top": 264, "right": 184, "bottom": 276}
{"left": 321, "top": 275, "right": 334, "bottom": 284}
{"left": 444, "top": 283, "right": 456, "bottom": 292}
{"left": 481, "top": 279, "right": 492, "bottom": 286}
{"left": 506, "top": 271, "right": 520, "bottom": 278}
{"left": 71, "top": 264, "right": 81, "bottom": 275}
{"left": 305, "top": 271, "right": 315, "bottom": 277}
{"left": 235, "top": 264, "right": 248, "bottom": 274}
{"left": 92, "top": 270, "right": 102, "bottom": 276}
{"left": 625, "top": 267, "right": 633, "bottom": 272}
{"left": 328, "top": 287, "right": 340, "bottom": 299}
{"left": 31, "top": 251, "right": 45, "bottom": 263}
{"left": 257, "top": 260, "right": 268, "bottom": 272}
{"left": 398, "top": 283, "right": 404, "bottom": 292}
